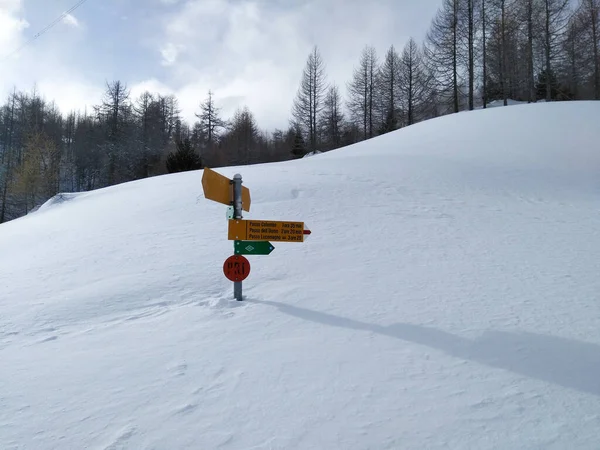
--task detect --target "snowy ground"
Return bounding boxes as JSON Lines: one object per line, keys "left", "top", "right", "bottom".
{"left": 1, "top": 101, "right": 600, "bottom": 449}
{"left": 483, "top": 98, "right": 532, "bottom": 108}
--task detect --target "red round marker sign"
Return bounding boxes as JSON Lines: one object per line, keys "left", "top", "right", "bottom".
{"left": 223, "top": 255, "right": 251, "bottom": 282}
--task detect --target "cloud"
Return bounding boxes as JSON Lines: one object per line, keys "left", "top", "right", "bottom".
{"left": 159, "top": 42, "right": 183, "bottom": 66}
{"left": 37, "top": 77, "right": 103, "bottom": 115}
{"left": 150, "top": 0, "right": 312, "bottom": 129}
{"left": 62, "top": 13, "right": 80, "bottom": 29}
{"left": 151, "top": 0, "right": 441, "bottom": 131}
{"left": 0, "top": 0, "right": 23, "bottom": 13}
{"left": 0, "top": 1, "right": 99, "bottom": 112}
{"left": 0, "top": 0, "right": 28, "bottom": 58}
{"left": 0, "top": 0, "right": 442, "bottom": 133}
{"left": 130, "top": 78, "right": 174, "bottom": 100}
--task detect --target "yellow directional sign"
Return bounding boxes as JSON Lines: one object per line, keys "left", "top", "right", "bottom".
{"left": 228, "top": 219, "right": 307, "bottom": 242}
{"left": 202, "top": 167, "right": 251, "bottom": 212}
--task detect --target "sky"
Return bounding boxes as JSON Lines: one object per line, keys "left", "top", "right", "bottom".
{"left": 0, "top": 0, "right": 442, "bottom": 131}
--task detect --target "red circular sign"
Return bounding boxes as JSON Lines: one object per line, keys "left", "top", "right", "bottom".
{"left": 223, "top": 255, "right": 251, "bottom": 282}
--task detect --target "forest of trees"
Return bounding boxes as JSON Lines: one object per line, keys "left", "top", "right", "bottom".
{"left": 1, "top": 0, "right": 598, "bottom": 222}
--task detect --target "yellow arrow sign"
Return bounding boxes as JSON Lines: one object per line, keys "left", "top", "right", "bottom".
{"left": 228, "top": 219, "right": 308, "bottom": 242}
{"left": 202, "top": 167, "right": 251, "bottom": 212}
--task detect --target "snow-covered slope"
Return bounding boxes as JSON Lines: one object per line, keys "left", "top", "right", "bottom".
{"left": 1, "top": 101, "right": 600, "bottom": 449}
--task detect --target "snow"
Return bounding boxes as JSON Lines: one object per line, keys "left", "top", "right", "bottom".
{"left": 29, "top": 192, "right": 88, "bottom": 214}
{"left": 484, "top": 98, "right": 530, "bottom": 108}
{"left": 303, "top": 150, "right": 323, "bottom": 157}
{"left": 1, "top": 100, "right": 600, "bottom": 449}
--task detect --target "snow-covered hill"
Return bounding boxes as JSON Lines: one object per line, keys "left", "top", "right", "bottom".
{"left": 1, "top": 101, "right": 600, "bottom": 449}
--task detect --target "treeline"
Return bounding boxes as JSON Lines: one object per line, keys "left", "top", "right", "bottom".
{"left": 0, "top": 85, "right": 294, "bottom": 222}
{"left": 1, "top": 0, "right": 598, "bottom": 222}
{"left": 291, "top": 0, "right": 599, "bottom": 155}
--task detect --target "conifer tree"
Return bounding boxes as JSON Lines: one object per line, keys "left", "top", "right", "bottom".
{"left": 166, "top": 138, "right": 202, "bottom": 173}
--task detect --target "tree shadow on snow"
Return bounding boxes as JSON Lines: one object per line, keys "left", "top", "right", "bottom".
{"left": 251, "top": 299, "right": 600, "bottom": 397}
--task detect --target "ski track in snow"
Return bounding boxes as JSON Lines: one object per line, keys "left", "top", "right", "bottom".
{"left": 1, "top": 102, "right": 600, "bottom": 449}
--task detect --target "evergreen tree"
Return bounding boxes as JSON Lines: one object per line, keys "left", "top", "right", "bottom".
{"left": 291, "top": 128, "right": 306, "bottom": 158}
{"left": 165, "top": 138, "right": 202, "bottom": 173}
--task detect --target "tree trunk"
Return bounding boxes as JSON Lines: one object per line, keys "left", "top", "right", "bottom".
{"left": 572, "top": 38, "right": 578, "bottom": 99}
{"left": 363, "top": 66, "right": 368, "bottom": 140}
{"left": 368, "top": 70, "right": 373, "bottom": 137}
{"left": 545, "top": 0, "right": 552, "bottom": 101}
{"left": 502, "top": 0, "right": 508, "bottom": 106}
{"left": 482, "top": 0, "right": 487, "bottom": 108}
{"left": 591, "top": 0, "right": 600, "bottom": 99}
{"left": 468, "top": 0, "right": 475, "bottom": 110}
{"left": 453, "top": 0, "right": 459, "bottom": 113}
{"left": 0, "top": 94, "right": 16, "bottom": 223}
{"left": 408, "top": 58, "right": 414, "bottom": 125}
{"left": 527, "top": 0, "right": 535, "bottom": 102}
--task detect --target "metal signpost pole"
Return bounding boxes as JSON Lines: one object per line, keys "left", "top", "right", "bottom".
{"left": 232, "top": 173, "right": 243, "bottom": 301}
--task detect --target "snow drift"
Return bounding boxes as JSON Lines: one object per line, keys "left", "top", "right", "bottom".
{"left": 1, "top": 101, "right": 600, "bottom": 449}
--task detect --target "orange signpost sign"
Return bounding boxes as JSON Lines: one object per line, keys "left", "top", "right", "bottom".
{"left": 202, "top": 167, "right": 251, "bottom": 212}
{"left": 200, "top": 167, "right": 311, "bottom": 301}
{"left": 228, "top": 219, "right": 308, "bottom": 242}
{"left": 223, "top": 255, "right": 251, "bottom": 282}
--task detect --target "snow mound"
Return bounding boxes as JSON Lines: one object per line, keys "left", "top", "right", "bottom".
{"left": 1, "top": 100, "right": 600, "bottom": 450}
{"left": 32, "top": 192, "right": 87, "bottom": 213}
{"left": 303, "top": 150, "right": 323, "bottom": 158}
{"left": 485, "top": 98, "right": 528, "bottom": 108}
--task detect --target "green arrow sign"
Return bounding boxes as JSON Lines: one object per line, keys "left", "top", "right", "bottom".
{"left": 234, "top": 240, "right": 275, "bottom": 255}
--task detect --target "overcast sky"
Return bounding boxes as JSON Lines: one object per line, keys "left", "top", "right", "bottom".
{"left": 0, "top": 0, "right": 441, "bottom": 131}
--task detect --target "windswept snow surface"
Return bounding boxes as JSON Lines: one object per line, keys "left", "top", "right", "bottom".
{"left": 1, "top": 101, "right": 600, "bottom": 449}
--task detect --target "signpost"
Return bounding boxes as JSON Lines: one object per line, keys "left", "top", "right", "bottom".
{"left": 231, "top": 173, "right": 244, "bottom": 300}
{"left": 200, "top": 167, "right": 311, "bottom": 301}
{"left": 223, "top": 255, "right": 251, "bottom": 282}
{"left": 234, "top": 240, "right": 275, "bottom": 255}
{"left": 228, "top": 219, "right": 310, "bottom": 242}
{"left": 202, "top": 167, "right": 251, "bottom": 212}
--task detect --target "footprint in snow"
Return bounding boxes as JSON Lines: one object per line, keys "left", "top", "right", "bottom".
{"left": 168, "top": 362, "right": 188, "bottom": 376}
{"left": 174, "top": 403, "right": 199, "bottom": 416}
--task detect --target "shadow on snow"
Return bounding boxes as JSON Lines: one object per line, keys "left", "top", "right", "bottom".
{"left": 251, "top": 299, "right": 600, "bottom": 397}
